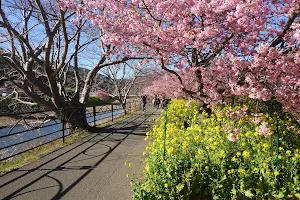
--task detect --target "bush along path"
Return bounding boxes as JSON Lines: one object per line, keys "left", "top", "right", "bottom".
{"left": 133, "top": 99, "right": 300, "bottom": 200}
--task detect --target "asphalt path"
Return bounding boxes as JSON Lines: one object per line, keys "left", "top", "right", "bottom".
{"left": 0, "top": 108, "right": 161, "bottom": 200}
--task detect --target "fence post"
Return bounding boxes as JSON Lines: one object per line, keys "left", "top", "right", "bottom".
{"left": 61, "top": 111, "right": 65, "bottom": 143}
{"left": 111, "top": 104, "right": 114, "bottom": 121}
{"left": 275, "top": 115, "right": 279, "bottom": 169}
{"left": 162, "top": 105, "right": 168, "bottom": 173}
{"left": 125, "top": 103, "right": 127, "bottom": 115}
{"left": 93, "top": 106, "right": 96, "bottom": 126}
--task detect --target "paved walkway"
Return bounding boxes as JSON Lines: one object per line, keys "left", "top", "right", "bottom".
{"left": 0, "top": 108, "right": 161, "bottom": 200}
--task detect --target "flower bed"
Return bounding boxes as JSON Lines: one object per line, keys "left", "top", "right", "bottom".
{"left": 133, "top": 99, "right": 300, "bottom": 200}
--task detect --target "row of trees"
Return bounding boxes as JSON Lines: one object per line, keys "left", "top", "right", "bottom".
{"left": 60, "top": 0, "right": 299, "bottom": 117}
{"left": 1, "top": 0, "right": 299, "bottom": 129}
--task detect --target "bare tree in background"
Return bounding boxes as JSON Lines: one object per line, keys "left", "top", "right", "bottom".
{"left": 130, "top": 70, "right": 162, "bottom": 97}
{"left": 101, "top": 62, "right": 149, "bottom": 114}
{"left": 0, "top": 0, "right": 147, "bottom": 129}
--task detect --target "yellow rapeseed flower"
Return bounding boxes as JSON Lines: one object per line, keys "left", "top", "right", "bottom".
{"left": 182, "top": 142, "right": 188, "bottom": 151}
{"left": 245, "top": 132, "right": 251, "bottom": 137}
{"left": 198, "top": 149, "right": 202, "bottom": 155}
{"left": 279, "top": 147, "right": 284, "bottom": 151}
{"left": 263, "top": 143, "right": 269, "bottom": 148}
{"left": 242, "top": 150, "right": 251, "bottom": 159}
{"left": 231, "top": 157, "right": 238, "bottom": 162}
{"left": 219, "top": 150, "right": 226, "bottom": 158}
{"left": 167, "top": 147, "right": 174, "bottom": 155}
{"left": 238, "top": 168, "right": 245, "bottom": 175}
{"left": 146, "top": 164, "right": 150, "bottom": 172}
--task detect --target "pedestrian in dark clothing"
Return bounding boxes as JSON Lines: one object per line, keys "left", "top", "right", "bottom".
{"left": 156, "top": 98, "right": 160, "bottom": 108}
{"left": 141, "top": 95, "right": 147, "bottom": 112}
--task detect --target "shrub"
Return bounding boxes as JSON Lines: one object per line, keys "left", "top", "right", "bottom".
{"left": 87, "top": 96, "right": 108, "bottom": 106}
{"left": 95, "top": 90, "right": 110, "bottom": 101}
{"left": 133, "top": 99, "right": 300, "bottom": 200}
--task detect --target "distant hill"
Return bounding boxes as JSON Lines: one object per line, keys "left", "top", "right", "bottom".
{"left": 0, "top": 49, "right": 114, "bottom": 95}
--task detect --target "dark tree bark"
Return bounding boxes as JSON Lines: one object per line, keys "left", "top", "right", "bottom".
{"left": 59, "top": 106, "right": 89, "bottom": 129}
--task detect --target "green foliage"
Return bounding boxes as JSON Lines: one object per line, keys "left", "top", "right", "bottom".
{"left": 133, "top": 99, "right": 300, "bottom": 200}
{"left": 225, "top": 95, "right": 284, "bottom": 116}
{"left": 87, "top": 96, "right": 112, "bottom": 106}
{"left": 0, "top": 97, "right": 14, "bottom": 113}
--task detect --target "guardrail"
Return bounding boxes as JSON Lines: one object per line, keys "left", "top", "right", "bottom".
{"left": 0, "top": 101, "right": 140, "bottom": 162}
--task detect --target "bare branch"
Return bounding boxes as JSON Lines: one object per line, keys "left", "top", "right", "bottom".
{"left": 34, "top": 0, "right": 51, "bottom": 36}
{"left": 270, "top": 11, "right": 299, "bottom": 48}
{"left": 10, "top": 89, "right": 38, "bottom": 106}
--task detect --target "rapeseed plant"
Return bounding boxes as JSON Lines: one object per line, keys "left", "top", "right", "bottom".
{"left": 133, "top": 99, "right": 300, "bottom": 200}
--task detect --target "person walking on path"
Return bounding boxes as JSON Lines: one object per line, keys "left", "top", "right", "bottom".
{"left": 155, "top": 98, "right": 160, "bottom": 108}
{"left": 141, "top": 95, "right": 147, "bottom": 112}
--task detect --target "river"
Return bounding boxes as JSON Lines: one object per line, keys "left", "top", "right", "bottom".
{"left": 0, "top": 109, "right": 124, "bottom": 159}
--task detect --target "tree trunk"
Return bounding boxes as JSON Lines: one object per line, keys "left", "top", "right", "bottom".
{"left": 197, "top": 100, "right": 212, "bottom": 117}
{"left": 121, "top": 103, "right": 127, "bottom": 115}
{"left": 202, "top": 103, "right": 212, "bottom": 117}
{"left": 59, "top": 106, "right": 90, "bottom": 130}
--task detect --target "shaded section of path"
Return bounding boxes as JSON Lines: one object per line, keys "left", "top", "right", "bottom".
{"left": 0, "top": 108, "right": 161, "bottom": 200}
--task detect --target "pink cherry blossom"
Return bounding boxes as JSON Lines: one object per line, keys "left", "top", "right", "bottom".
{"left": 61, "top": 0, "right": 300, "bottom": 115}
{"left": 256, "top": 122, "right": 273, "bottom": 137}
{"left": 95, "top": 90, "right": 110, "bottom": 101}
{"left": 228, "top": 133, "right": 238, "bottom": 142}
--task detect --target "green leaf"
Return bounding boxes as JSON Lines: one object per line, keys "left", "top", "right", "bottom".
{"left": 176, "top": 183, "right": 185, "bottom": 193}
{"left": 231, "top": 188, "right": 237, "bottom": 195}
{"left": 222, "top": 175, "right": 227, "bottom": 181}
{"left": 295, "top": 193, "right": 300, "bottom": 198}
{"left": 244, "top": 190, "right": 254, "bottom": 198}
{"left": 273, "top": 192, "right": 285, "bottom": 199}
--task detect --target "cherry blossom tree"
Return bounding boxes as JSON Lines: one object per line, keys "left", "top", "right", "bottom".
{"left": 95, "top": 89, "right": 110, "bottom": 101}
{"left": 143, "top": 69, "right": 196, "bottom": 99}
{"left": 0, "top": 0, "right": 148, "bottom": 129}
{"left": 61, "top": 0, "right": 300, "bottom": 115}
